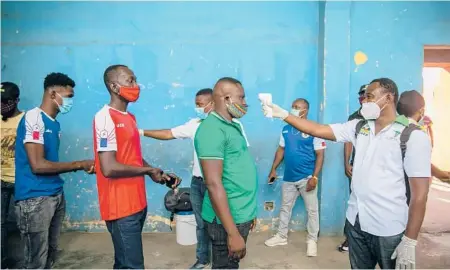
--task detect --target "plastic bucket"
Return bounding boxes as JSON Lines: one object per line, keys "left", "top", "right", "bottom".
{"left": 175, "top": 211, "right": 197, "bottom": 246}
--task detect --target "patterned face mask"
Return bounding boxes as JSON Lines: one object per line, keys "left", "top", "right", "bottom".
{"left": 226, "top": 97, "right": 247, "bottom": 119}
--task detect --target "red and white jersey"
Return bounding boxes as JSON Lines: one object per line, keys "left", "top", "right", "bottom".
{"left": 93, "top": 105, "right": 147, "bottom": 221}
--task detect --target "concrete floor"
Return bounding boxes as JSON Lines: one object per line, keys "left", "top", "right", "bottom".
{"left": 6, "top": 181, "right": 450, "bottom": 269}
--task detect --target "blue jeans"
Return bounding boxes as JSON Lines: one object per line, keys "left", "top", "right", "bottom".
{"left": 345, "top": 216, "right": 403, "bottom": 269}
{"left": 190, "top": 176, "right": 211, "bottom": 264}
{"left": 1, "top": 181, "right": 14, "bottom": 268}
{"left": 106, "top": 208, "right": 147, "bottom": 269}
{"left": 15, "top": 193, "right": 66, "bottom": 269}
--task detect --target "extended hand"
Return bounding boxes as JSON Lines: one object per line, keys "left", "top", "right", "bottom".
{"left": 261, "top": 102, "right": 289, "bottom": 120}
{"left": 148, "top": 167, "right": 165, "bottom": 183}
{"left": 78, "top": 160, "right": 95, "bottom": 174}
{"left": 391, "top": 235, "right": 417, "bottom": 269}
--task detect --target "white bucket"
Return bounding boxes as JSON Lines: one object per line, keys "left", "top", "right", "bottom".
{"left": 175, "top": 212, "right": 197, "bottom": 246}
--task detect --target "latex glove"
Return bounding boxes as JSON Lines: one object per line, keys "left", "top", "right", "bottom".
{"left": 391, "top": 235, "right": 417, "bottom": 269}
{"left": 262, "top": 102, "right": 289, "bottom": 120}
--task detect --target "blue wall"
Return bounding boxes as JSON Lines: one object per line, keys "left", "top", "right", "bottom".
{"left": 2, "top": 1, "right": 449, "bottom": 234}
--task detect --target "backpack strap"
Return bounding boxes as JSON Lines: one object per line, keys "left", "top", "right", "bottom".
{"left": 354, "top": 119, "right": 368, "bottom": 139}
{"left": 399, "top": 123, "right": 421, "bottom": 205}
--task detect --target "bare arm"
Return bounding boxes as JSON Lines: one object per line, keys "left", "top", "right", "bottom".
{"left": 25, "top": 143, "right": 91, "bottom": 175}
{"left": 284, "top": 115, "right": 336, "bottom": 141}
{"left": 142, "top": 129, "right": 175, "bottom": 140}
{"left": 312, "top": 149, "right": 325, "bottom": 177}
{"left": 344, "top": 142, "right": 353, "bottom": 178}
{"left": 200, "top": 159, "right": 240, "bottom": 236}
{"left": 404, "top": 177, "right": 429, "bottom": 240}
{"left": 431, "top": 163, "right": 450, "bottom": 181}
{"left": 98, "top": 151, "right": 152, "bottom": 178}
{"left": 269, "top": 146, "right": 284, "bottom": 173}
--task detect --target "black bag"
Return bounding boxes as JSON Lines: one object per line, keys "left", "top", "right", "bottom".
{"left": 355, "top": 120, "right": 420, "bottom": 205}
{"left": 164, "top": 187, "right": 192, "bottom": 230}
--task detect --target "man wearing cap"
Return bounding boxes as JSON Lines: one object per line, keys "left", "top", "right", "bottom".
{"left": 339, "top": 84, "right": 367, "bottom": 252}
{"left": 1, "top": 82, "right": 24, "bottom": 268}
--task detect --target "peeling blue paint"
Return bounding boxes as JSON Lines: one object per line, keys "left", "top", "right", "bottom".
{"left": 1, "top": 1, "right": 450, "bottom": 234}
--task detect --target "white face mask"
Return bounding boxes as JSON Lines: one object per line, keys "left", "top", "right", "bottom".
{"left": 360, "top": 95, "right": 388, "bottom": 120}
{"left": 290, "top": 108, "right": 306, "bottom": 117}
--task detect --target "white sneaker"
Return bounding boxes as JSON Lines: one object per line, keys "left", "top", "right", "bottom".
{"left": 306, "top": 240, "right": 317, "bottom": 257}
{"left": 264, "top": 234, "right": 288, "bottom": 247}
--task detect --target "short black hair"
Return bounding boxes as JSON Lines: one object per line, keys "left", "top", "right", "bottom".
{"left": 397, "top": 90, "right": 425, "bottom": 117}
{"left": 216, "top": 77, "right": 242, "bottom": 86}
{"left": 359, "top": 84, "right": 368, "bottom": 94}
{"left": 104, "top": 64, "right": 128, "bottom": 91}
{"left": 44, "top": 72, "right": 75, "bottom": 90}
{"left": 293, "top": 98, "right": 310, "bottom": 109}
{"left": 196, "top": 88, "right": 213, "bottom": 97}
{"left": 370, "top": 78, "right": 398, "bottom": 103}
{"left": 1, "top": 82, "right": 20, "bottom": 100}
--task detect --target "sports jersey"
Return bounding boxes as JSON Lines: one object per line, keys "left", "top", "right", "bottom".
{"left": 93, "top": 105, "right": 146, "bottom": 221}
{"left": 279, "top": 125, "right": 326, "bottom": 181}
{"left": 15, "top": 108, "right": 63, "bottom": 201}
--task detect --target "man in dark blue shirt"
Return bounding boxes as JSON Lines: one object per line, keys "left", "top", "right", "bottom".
{"left": 15, "top": 73, "right": 94, "bottom": 268}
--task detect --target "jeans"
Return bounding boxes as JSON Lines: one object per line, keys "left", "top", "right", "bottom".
{"left": 345, "top": 216, "right": 403, "bottom": 269}
{"left": 106, "top": 208, "right": 147, "bottom": 269}
{"left": 1, "top": 181, "right": 14, "bottom": 267}
{"left": 277, "top": 179, "right": 319, "bottom": 242}
{"left": 206, "top": 219, "right": 252, "bottom": 269}
{"left": 15, "top": 193, "right": 66, "bottom": 269}
{"left": 190, "top": 176, "right": 211, "bottom": 264}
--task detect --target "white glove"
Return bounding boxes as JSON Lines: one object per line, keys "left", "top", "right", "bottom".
{"left": 391, "top": 235, "right": 417, "bottom": 269}
{"left": 261, "top": 102, "right": 289, "bottom": 120}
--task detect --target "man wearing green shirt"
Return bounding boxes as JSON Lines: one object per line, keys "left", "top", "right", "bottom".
{"left": 194, "top": 77, "right": 257, "bottom": 269}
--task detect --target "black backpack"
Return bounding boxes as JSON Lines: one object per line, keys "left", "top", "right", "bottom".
{"left": 354, "top": 120, "right": 420, "bottom": 205}
{"left": 164, "top": 187, "right": 192, "bottom": 229}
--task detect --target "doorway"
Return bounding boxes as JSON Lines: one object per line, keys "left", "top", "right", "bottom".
{"left": 422, "top": 46, "right": 450, "bottom": 176}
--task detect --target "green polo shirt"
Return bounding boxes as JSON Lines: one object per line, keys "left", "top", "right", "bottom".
{"left": 194, "top": 112, "right": 257, "bottom": 224}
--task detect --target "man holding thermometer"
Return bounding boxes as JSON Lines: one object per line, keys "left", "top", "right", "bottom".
{"left": 259, "top": 78, "right": 431, "bottom": 270}
{"left": 264, "top": 97, "right": 326, "bottom": 257}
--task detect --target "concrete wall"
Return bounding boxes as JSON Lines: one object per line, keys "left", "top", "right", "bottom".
{"left": 1, "top": 1, "right": 449, "bottom": 234}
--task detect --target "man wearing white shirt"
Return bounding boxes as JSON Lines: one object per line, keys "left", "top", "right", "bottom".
{"left": 140, "top": 88, "right": 213, "bottom": 269}
{"left": 265, "top": 98, "right": 326, "bottom": 257}
{"left": 261, "top": 78, "right": 431, "bottom": 269}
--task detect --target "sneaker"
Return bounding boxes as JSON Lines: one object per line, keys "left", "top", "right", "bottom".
{"left": 190, "top": 260, "right": 210, "bottom": 269}
{"left": 306, "top": 240, "right": 317, "bottom": 257}
{"left": 264, "top": 234, "right": 288, "bottom": 247}
{"left": 338, "top": 240, "right": 349, "bottom": 253}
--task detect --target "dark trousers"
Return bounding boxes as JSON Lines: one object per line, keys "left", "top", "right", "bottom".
{"left": 345, "top": 216, "right": 403, "bottom": 269}
{"left": 190, "top": 176, "right": 211, "bottom": 264}
{"left": 206, "top": 219, "right": 252, "bottom": 269}
{"left": 15, "top": 193, "right": 66, "bottom": 269}
{"left": 1, "top": 181, "right": 15, "bottom": 268}
{"left": 106, "top": 208, "right": 147, "bottom": 269}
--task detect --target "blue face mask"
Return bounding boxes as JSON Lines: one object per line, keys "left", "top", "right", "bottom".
{"left": 195, "top": 103, "right": 212, "bottom": 120}
{"left": 54, "top": 93, "right": 73, "bottom": 114}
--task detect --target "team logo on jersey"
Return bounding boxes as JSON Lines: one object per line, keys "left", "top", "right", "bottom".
{"left": 302, "top": 133, "right": 310, "bottom": 138}
{"left": 99, "top": 130, "right": 109, "bottom": 147}
{"left": 32, "top": 125, "right": 40, "bottom": 140}
{"left": 359, "top": 126, "right": 370, "bottom": 136}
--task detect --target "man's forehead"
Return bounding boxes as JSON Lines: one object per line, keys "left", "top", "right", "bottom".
{"left": 366, "top": 82, "right": 382, "bottom": 93}
{"left": 117, "top": 67, "right": 134, "bottom": 78}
